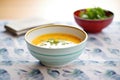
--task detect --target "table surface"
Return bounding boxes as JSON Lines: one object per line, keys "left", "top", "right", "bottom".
{"left": 0, "top": 21, "right": 120, "bottom": 80}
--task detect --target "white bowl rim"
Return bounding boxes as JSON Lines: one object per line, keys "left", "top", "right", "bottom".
{"left": 25, "top": 24, "right": 88, "bottom": 50}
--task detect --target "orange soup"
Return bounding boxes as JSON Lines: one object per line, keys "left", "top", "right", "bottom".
{"left": 32, "top": 33, "right": 82, "bottom": 48}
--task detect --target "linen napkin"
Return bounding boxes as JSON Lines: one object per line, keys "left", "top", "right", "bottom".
{"left": 4, "top": 18, "right": 53, "bottom": 35}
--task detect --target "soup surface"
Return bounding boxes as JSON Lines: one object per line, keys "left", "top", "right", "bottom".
{"left": 32, "top": 33, "right": 82, "bottom": 48}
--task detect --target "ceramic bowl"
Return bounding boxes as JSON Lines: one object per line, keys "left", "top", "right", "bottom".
{"left": 74, "top": 9, "right": 114, "bottom": 33}
{"left": 25, "top": 24, "right": 88, "bottom": 67}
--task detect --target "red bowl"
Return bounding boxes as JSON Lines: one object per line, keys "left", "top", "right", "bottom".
{"left": 74, "top": 9, "right": 114, "bottom": 33}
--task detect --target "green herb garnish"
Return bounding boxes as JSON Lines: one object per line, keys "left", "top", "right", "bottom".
{"left": 40, "top": 43, "right": 47, "bottom": 46}
{"left": 61, "top": 41, "right": 70, "bottom": 45}
{"left": 47, "top": 39, "right": 59, "bottom": 45}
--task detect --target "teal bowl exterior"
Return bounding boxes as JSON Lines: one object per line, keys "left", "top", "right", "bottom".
{"left": 26, "top": 40, "right": 86, "bottom": 67}
{"left": 25, "top": 24, "right": 88, "bottom": 67}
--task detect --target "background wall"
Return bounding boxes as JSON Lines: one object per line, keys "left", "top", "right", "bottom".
{"left": 0, "top": 0, "right": 119, "bottom": 22}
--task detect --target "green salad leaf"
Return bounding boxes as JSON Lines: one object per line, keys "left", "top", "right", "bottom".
{"left": 80, "top": 7, "right": 108, "bottom": 20}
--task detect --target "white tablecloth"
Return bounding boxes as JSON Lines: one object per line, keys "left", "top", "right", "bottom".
{"left": 0, "top": 21, "right": 120, "bottom": 80}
